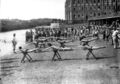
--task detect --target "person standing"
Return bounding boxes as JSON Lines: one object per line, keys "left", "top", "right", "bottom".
{"left": 102, "top": 29, "right": 106, "bottom": 40}
{"left": 25, "top": 31, "right": 29, "bottom": 42}
{"left": 30, "top": 30, "right": 33, "bottom": 42}
{"left": 112, "top": 28, "right": 119, "bottom": 49}
{"left": 105, "top": 28, "right": 110, "bottom": 41}
{"left": 12, "top": 33, "right": 17, "bottom": 53}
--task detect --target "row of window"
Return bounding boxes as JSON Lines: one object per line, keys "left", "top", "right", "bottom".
{"left": 72, "top": 12, "right": 112, "bottom": 19}
{"left": 73, "top": 5, "right": 112, "bottom": 12}
{"left": 73, "top": 3, "right": 113, "bottom": 7}
{"left": 73, "top": 0, "right": 117, "bottom": 4}
{"left": 73, "top": 0, "right": 100, "bottom": 4}
{"left": 73, "top": 2, "right": 117, "bottom": 7}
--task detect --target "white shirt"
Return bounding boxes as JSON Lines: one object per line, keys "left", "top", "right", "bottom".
{"left": 112, "top": 30, "right": 119, "bottom": 38}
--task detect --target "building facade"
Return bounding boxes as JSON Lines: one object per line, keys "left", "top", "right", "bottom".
{"left": 0, "top": 21, "right": 1, "bottom": 32}
{"left": 65, "top": 0, "right": 120, "bottom": 25}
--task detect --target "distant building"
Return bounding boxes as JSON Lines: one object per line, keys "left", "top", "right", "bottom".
{"left": 35, "top": 23, "right": 60, "bottom": 29}
{"left": 0, "top": 21, "right": 1, "bottom": 32}
{"left": 50, "top": 23, "right": 60, "bottom": 28}
{"left": 35, "top": 26, "right": 50, "bottom": 29}
{"left": 65, "top": 0, "right": 120, "bottom": 25}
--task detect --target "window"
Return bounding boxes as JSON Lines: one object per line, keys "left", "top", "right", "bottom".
{"left": 86, "top": 0, "right": 88, "bottom": 3}
{"left": 112, "top": 0, "right": 115, "bottom": 2}
{"left": 104, "top": 6, "right": 106, "bottom": 9}
{"left": 118, "top": 6, "right": 120, "bottom": 10}
{"left": 78, "top": 0, "right": 80, "bottom": 3}
{"left": 98, "top": 0, "right": 100, "bottom": 3}
{"left": 90, "top": 12, "right": 93, "bottom": 17}
{"left": 104, "top": 12, "right": 106, "bottom": 15}
{"left": 82, "top": 14, "right": 84, "bottom": 17}
{"left": 94, "top": 13, "right": 96, "bottom": 16}
{"left": 73, "top": 15, "right": 76, "bottom": 19}
{"left": 98, "top": 13, "right": 100, "bottom": 16}
{"left": 73, "top": 8, "right": 76, "bottom": 11}
{"left": 82, "top": 0, "right": 84, "bottom": 3}
{"left": 98, "top": 6, "right": 100, "bottom": 10}
{"left": 90, "top": 7, "right": 92, "bottom": 10}
{"left": 109, "top": 6, "right": 111, "bottom": 9}
{"left": 82, "top": 6, "right": 84, "bottom": 11}
{"left": 109, "top": 12, "right": 111, "bottom": 15}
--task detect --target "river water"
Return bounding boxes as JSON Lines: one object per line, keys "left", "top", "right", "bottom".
{"left": 0, "top": 29, "right": 28, "bottom": 56}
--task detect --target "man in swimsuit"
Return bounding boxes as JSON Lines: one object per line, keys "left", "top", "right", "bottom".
{"left": 19, "top": 46, "right": 33, "bottom": 63}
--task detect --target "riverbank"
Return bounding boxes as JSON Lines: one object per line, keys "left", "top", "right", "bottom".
{"left": 1, "top": 38, "right": 120, "bottom": 84}
{"left": 0, "top": 29, "right": 29, "bottom": 57}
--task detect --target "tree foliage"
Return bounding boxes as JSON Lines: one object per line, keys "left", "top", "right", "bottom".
{"left": 1, "top": 18, "right": 64, "bottom": 32}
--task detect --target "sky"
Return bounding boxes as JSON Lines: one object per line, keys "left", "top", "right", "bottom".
{"left": 0, "top": 0, "right": 66, "bottom": 20}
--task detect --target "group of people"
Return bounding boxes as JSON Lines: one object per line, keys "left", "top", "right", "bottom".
{"left": 25, "top": 30, "right": 34, "bottom": 42}
{"left": 25, "top": 27, "right": 82, "bottom": 43}
{"left": 11, "top": 20, "right": 119, "bottom": 63}
{"left": 24, "top": 20, "right": 120, "bottom": 49}
{"left": 1, "top": 21, "right": 117, "bottom": 55}
{"left": 81, "top": 21, "right": 120, "bottom": 49}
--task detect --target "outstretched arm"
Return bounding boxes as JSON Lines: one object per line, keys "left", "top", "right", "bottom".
{"left": 92, "top": 46, "right": 106, "bottom": 50}
{"left": 88, "top": 38, "right": 97, "bottom": 42}
{"left": 42, "top": 47, "right": 51, "bottom": 51}
{"left": 27, "top": 48, "right": 39, "bottom": 52}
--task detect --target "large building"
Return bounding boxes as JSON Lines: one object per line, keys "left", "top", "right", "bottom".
{"left": 65, "top": 0, "right": 120, "bottom": 25}
{"left": 0, "top": 21, "right": 1, "bottom": 32}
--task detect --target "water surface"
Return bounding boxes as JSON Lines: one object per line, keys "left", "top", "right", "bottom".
{"left": 0, "top": 29, "right": 28, "bottom": 56}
